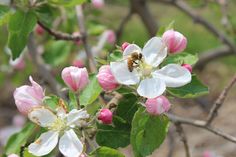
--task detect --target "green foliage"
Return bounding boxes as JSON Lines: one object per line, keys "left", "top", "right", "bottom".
{"left": 48, "top": 0, "right": 87, "bottom": 7}
{"left": 91, "top": 147, "right": 125, "bottom": 157}
{"left": 68, "top": 91, "right": 78, "bottom": 110}
{"left": 156, "top": 20, "right": 175, "bottom": 36}
{"left": 131, "top": 107, "right": 169, "bottom": 157}
{"left": 8, "top": 10, "right": 37, "bottom": 59}
{"left": 79, "top": 74, "right": 102, "bottom": 106}
{"left": 43, "top": 41, "right": 72, "bottom": 67}
{"left": 0, "top": 5, "right": 11, "bottom": 26}
{"left": 96, "top": 116, "right": 130, "bottom": 148}
{"left": 162, "top": 52, "right": 198, "bottom": 66}
{"left": 44, "top": 95, "right": 60, "bottom": 111}
{"left": 108, "top": 50, "right": 122, "bottom": 62}
{"left": 96, "top": 94, "right": 138, "bottom": 148}
{"left": 167, "top": 75, "right": 209, "bottom": 98}
{"left": 4, "top": 123, "right": 36, "bottom": 155}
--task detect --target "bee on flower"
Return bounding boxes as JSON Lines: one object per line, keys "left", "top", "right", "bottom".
{"left": 110, "top": 37, "right": 192, "bottom": 98}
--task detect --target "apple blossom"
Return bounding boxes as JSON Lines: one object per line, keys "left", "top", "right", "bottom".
{"left": 104, "top": 30, "right": 116, "bottom": 44}
{"left": 9, "top": 56, "right": 25, "bottom": 70}
{"left": 145, "top": 96, "right": 171, "bottom": 115}
{"left": 110, "top": 37, "right": 192, "bottom": 98}
{"left": 35, "top": 25, "right": 44, "bottom": 35}
{"left": 28, "top": 107, "right": 89, "bottom": 157}
{"left": 61, "top": 66, "right": 89, "bottom": 92}
{"left": 182, "top": 63, "right": 192, "bottom": 73}
{"left": 13, "top": 76, "right": 45, "bottom": 115}
{"left": 98, "top": 109, "right": 113, "bottom": 124}
{"left": 91, "top": 0, "right": 104, "bottom": 9}
{"left": 121, "top": 42, "right": 130, "bottom": 51}
{"left": 73, "top": 59, "right": 85, "bottom": 68}
{"left": 162, "top": 30, "right": 187, "bottom": 54}
{"left": 97, "top": 65, "right": 119, "bottom": 91}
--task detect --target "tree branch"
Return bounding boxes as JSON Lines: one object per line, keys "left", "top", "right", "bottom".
{"left": 206, "top": 74, "right": 236, "bottom": 125}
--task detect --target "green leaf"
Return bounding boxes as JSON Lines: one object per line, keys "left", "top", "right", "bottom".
{"left": 108, "top": 50, "right": 122, "bottom": 62}
{"left": 167, "top": 75, "right": 209, "bottom": 98}
{"left": 131, "top": 107, "right": 169, "bottom": 157}
{"left": 116, "top": 93, "right": 138, "bottom": 123}
{"left": 4, "top": 123, "right": 36, "bottom": 155}
{"left": 162, "top": 52, "right": 198, "bottom": 66}
{"left": 43, "top": 41, "right": 72, "bottom": 67}
{"left": 44, "top": 95, "right": 60, "bottom": 111}
{"left": 8, "top": 10, "right": 37, "bottom": 59}
{"left": 79, "top": 74, "right": 102, "bottom": 106}
{"left": 48, "top": 0, "right": 87, "bottom": 7}
{"left": 68, "top": 91, "right": 78, "bottom": 110}
{"left": 96, "top": 116, "right": 130, "bottom": 149}
{"left": 91, "top": 147, "right": 125, "bottom": 157}
{"left": 0, "top": 5, "right": 12, "bottom": 26}
{"left": 156, "top": 20, "right": 175, "bottom": 36}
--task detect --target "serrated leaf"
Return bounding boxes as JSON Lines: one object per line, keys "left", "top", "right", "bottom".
{"left": 91, "top": 147, "right": 125, "bottom": 157}
{"left": 79, "top": 74, "right": 102, "bottom": 106}
{"left": 131, "top": 107, "right": 169, "bottom": 157}
{"left": 0, "top": 5, "right": 12, "bottom": 26}
{"left": 8, "top": 10, "right": 37, "bottom": 59}
{"left": 4, "top": 123, "right": 36, "bottom": 155}
{"left": 167, "top": 75, "right": 209, "bottom": 98}
{"left": 96, "top": 116, "right": 130, "bottom": 149}
{"left": 162, "top": 52, "right": 198, "bottom": 66}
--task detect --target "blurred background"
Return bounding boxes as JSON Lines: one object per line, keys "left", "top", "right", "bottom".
{"left": 0, "top": 0, "right": 236, "bottom": 156}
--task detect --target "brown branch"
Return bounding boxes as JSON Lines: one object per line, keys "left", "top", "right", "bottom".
{"left": 174, "top": 123, "right": 191, "bottom": 157}
{"left": 157, "top": 0, "right": 236, "bottom": 54}
{"left": 167, "top": 113, "right": 236, "bottom": 143}
{"left": 116, "top": 10, "right": 133, "bottom": 43}
{"left": 206, "top": 74, "right": 236, "bottom": 125}
{"left": 27, "top": 33, "right": 64, "bottom": 98}
{"left": 131, "top": 0, "right": 158, "bottom": 36}
{"left": 194, "top": 46, "right": 232, "bottom": 70}
{"left": 37, "top": 21, "right": 82, "bottom": 41}
{"left": 75, "top": 5, "right": 97, "bottom": 73}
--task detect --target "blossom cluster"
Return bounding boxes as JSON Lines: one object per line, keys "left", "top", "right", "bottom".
{"left": 12, "top": 29, "right": 192, "bottom": 156}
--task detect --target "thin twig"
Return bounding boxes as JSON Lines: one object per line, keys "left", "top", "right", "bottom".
{"left": 174, "top": 123, "right": 191, "bottom": 157}
{"left": 37, "top": 21, "right": 82, "bottom": 41}
{"left": 75, "top": 5, "right": 97, "bottom": 73}
{"left": 206, "top": 74, "right": 236, "bottom": 125}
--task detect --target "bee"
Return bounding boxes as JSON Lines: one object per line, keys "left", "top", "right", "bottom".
{"left": 127, "top": 52, "right": 143, "bottom": 72}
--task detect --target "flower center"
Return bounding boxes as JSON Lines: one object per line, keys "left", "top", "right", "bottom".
{"left": 49, "top": 118, "right": 67, "bottom": 132}
{"left": 139, "top": 62, "right": 153, "bottom": 78}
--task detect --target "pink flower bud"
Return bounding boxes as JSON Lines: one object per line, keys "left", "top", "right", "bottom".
{"left": 9, "top": 56, "right": 25, "bottom": 70}
{"left": 97, "top": 65, "right": 119, "bottom": 91}
{"left": 13, "top": 115, "right": 26, "bottom": 127}
{"left": 203, "top": 151, "right": 219, "bottom": 157}
{"left": 182, "top": 64, "right": 192, "bottom": 73}
{"left": 162, "top": 30, "right": 187, "bottom": 54}
{"left": 61, "top": 66, "right": 89, "bottom": 92}
{"left": 98, "top": 109, "right": 113, "bottom": 124}
{"left": 14, "top": 76, "right": 44, "bottom": 115}
{"left": 121, "top": 42, "right": 130, "bottom": 51}
{"left": 72, "top": 59, "right": 85, "bottom": 68}
{"left": 8, "top": 154, "right": 19, "bottom": 157}
{"left": 35, "top": 25, "right": 44, "bottom": 35}
{"left": 105, "top": 30, "right": 116, "bottom": 44}
{"left": 80, "top": 154, "right": 87, "bottom": 157}
{"left": 145, "top": 96, "right": 171, "bottom": 115}
{"left": 92, "top": 0, "right": 104, "bottom": 9}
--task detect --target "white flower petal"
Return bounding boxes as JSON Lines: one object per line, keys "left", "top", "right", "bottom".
{"left": 153, "top": 64, "right": 192, "bottom": 87}
{"left": 110, "top": 61, "right": 140, "bottom": 85}
{"left": 137, "top": 78, "right": 166, "bottom": 98}
{"left": 28, "top": 107, "right": 57, "bottom": 127}
{"left": 67, "top": 109, "right": 89, "bottom": 126}
{"left": 59, "top": 129, "right": 83, "bottom": 157}
{"left": 142, "top": 37, "right": 167, "bottom": 67}
{"left": 28, "top": 131, "right": 59, "bottom": 156}
{"left": 123, "top": 44, "right": 142, "bottom": 58}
